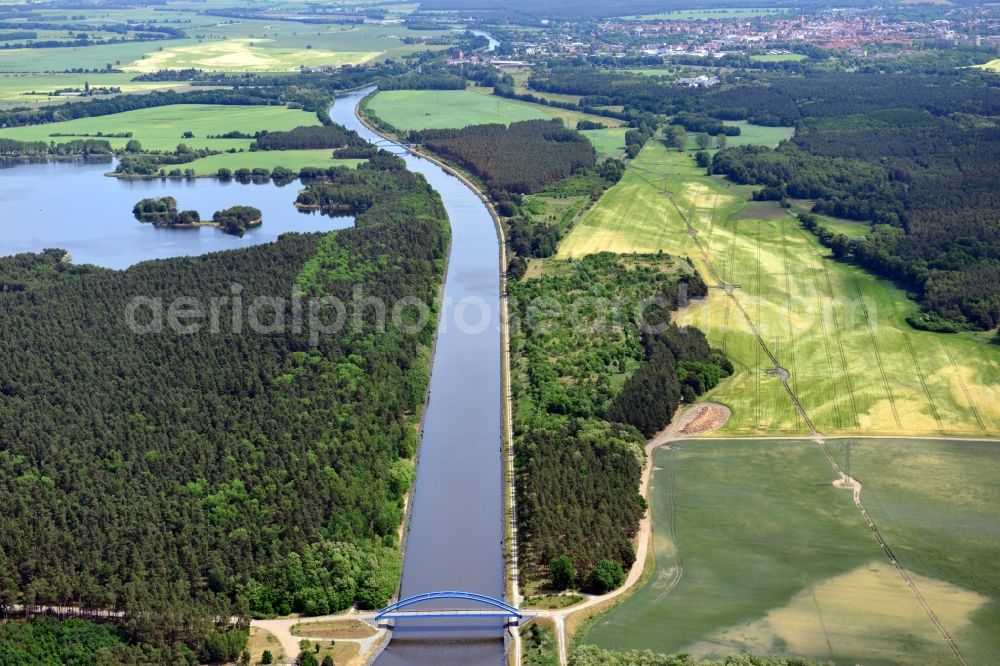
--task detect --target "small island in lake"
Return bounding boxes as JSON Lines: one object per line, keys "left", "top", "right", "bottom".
{"left": 132, "top": 198, "right": 262, "bottom": 236}
{"left": 132, "top": 197, "right": 200, "bottom": 226}
{"left": 212, "top": 205, "right": 262, "bottom": 237}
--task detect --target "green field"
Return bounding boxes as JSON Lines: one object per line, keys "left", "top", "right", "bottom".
{"left": 467, "top": 86, "right": 626, "bottom": 128}
{"left": 366, "top": 89, "right": 550, "bottom": 131}
{"left": 724, "top": 121, "right": 794, "bottom": 148}
{"left": 583, "top": 438, "right": 999, "bottom": 665}
{"left": 0, "top": 39, "right": 198, "bottom": 73}
{"left": 625, "top": 68, "right": 675, "bottom": 77}
{"left": 180, "top": 151, "right": 362, "bottom": 176}
{"left": 581, "top": 127, "right": 628, "bottom": 158}
{"left": 0, "top": 103, "right": 318, "bottom": 151}
{"left": 751, "top": 53, "right": 808, "bottom": 63}
{"left": 0, "top": 72, "right": 194, "bottom": 108}
{"left": 558, "top": 141, "right": 1000, "bottom": 437}
{"left": 0, "top": 17, "right": 451, "bottom": 74}
{"left": 683, "top": 121, "right": 793, "bottom": 150}
{"left": 366, "top": 88, "right": 626, "bottom": 141}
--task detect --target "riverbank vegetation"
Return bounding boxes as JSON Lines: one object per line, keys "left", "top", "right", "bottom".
{"left": 509, "top": 254, "right": 728, "bottom": 593}
{"left": 0, "top": 153, "right": 449, "bottom": 654}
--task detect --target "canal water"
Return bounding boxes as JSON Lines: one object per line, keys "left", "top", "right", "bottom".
{"left": 330, "top": 89, "right": 507, "bottom": 665}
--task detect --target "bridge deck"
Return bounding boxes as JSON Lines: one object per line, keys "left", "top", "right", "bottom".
{"left": 378, "top": 609, "right": 521, "bottom": 619}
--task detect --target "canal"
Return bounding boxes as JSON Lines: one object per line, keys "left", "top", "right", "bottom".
{"left": 330, "top": 88, "right": 507, "bottom": 665}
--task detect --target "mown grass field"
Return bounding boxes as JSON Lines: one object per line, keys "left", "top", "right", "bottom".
{"left": 0, "top": 103, "right": 318, "bottom": 151}
{"left": 581, "top": 127, "right": 628, "bottom": 158}
{"left": 721, "top": 121, "right": 794, "bottom": 148}
{"left": 583, "top": 438, "right": 999, "bottom": 665}
{"left": 179, "top": 151, "right": 362, "bottom": 176}
{"left": 558, "top": 140, "right": 1000, "bottom": 437}
{"left": 677, "top": 121, "right": 793, "bottom": 151}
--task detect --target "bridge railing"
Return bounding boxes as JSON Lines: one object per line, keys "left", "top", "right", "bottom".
{"left": 375, "top": 590, "right": 521, "bottom": 621}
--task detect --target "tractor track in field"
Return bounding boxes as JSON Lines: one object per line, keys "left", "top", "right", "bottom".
{"left": 720, "top": 216, "right": 740, "bottom": 357}
{"left": 980, "top": 345, "right": 1000, "bottom": 387}
{"left": 663, "top": 187, "right": 969, "bottom": 666}
{"left": 884, "top": 290, "right": 943, "bottom": 429}
{"left": 652, "top": 453, "right": 684, "bottom": 606}
{"left": 813, "top": 274, "right": 847, "bottom": 429}
{"left": 850, "top": 275, "right": 902, "bottom": 429}
{"left": 819, "top": 262, "right": 861, "bottom": 429}
{"left": 779, "top": 219, "right": 802, "bottom": 430}
{"left": 939, "top": 340, "right": 988, "bottom": 436}
{"left": 901, "top": 330, "right": 944, "bottom": 431}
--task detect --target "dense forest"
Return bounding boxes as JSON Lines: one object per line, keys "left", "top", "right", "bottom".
{"left": 250, "top": 124, "right": 369, "bottom": 152}
{"left": 528, "top": 69, "right": 1000, "bottom": 125}
{"left": 409, "top": 119, "right": 596, "bottom": 194}
{"left": 0, "top": 616, "right": 245, "bottom": 665}
{"left": 529, "top": 66, "right": 1000, "bottom": 330}
{"left": 0, "top": 154, "right": 449, "bottom": 656}
{"left": 510, "top": 254, "right": 729, "bottom": 591}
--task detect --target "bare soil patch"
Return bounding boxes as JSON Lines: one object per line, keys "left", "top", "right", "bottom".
{"left": 679, "top": 403, "right": 732, "bottom": 436}
{"left": 290, "top": 619, "right": 377, "bottom": 640}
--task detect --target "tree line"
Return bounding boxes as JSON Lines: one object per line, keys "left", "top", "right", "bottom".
{"left": 250, "top": 124, "right": 369, "bottom": 152}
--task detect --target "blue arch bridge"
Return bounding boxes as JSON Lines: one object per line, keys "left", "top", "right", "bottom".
{"left": 370, "top": 591, "right": 529, "bottom": 628}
